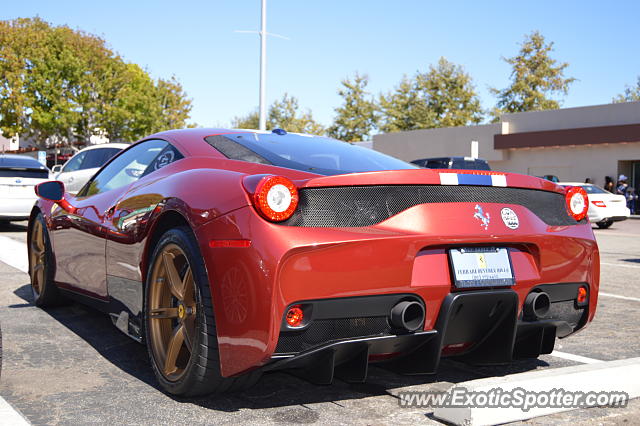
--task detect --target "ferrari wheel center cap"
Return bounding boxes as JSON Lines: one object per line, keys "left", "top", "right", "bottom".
{"left": 178, "top": 304, "right": 185, "bottom": 319}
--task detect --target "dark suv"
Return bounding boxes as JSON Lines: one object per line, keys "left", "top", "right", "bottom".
{"left": 411, "top": 156, "right": 491, "bottom": 171}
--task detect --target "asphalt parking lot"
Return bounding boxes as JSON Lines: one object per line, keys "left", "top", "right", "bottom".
{"left": 0, "top": 219, "right": 639, "bottom": 425}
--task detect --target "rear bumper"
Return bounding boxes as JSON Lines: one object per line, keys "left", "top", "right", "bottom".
{"left": 588, "top": 206, "right": 630, "bottom": 222}
{"left": 264, "top": 286, "right": 589, "bottom": 383}
{"left": 0, "top": 197, "right": 37, "bottom": 219}
{"left": 196, "top": 203, "right": 599, "bottom": 377}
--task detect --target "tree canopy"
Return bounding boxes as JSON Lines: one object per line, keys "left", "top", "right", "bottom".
{"left": 491, "top": 31, "right": 575, "bottom": 117}
{"left": 613, "top": 76, "right": 640, "bottom": 103}
{"left": 327, "top": 73, "right": 377, "bottom": 142}
{"left": 0, "top": 17, "right": 193, "bottom": 147}
{"left": 379, "top": 57, "right": 483, "bottom": 132}
{"left": 231, "top": 93, "right": 324, "bottom": 134}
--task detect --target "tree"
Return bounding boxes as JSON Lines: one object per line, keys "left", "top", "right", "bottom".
{"left": 491, "top": 31, "right": 575, "bottom": 116}
{"left": 378, "top": 76, "right": 432, "bottom": 133}
{"left": 379, "top": 57, "right": 483, "bottom": 132}
{"left": 0, "top": 17, "right": 193, "bottom": 147}
{"left": 613, "top": 76, "right": 640, "bottom": 103}
{"left": 231, "top": 93, "right": 324, "bottom": 134}
{"left": 418, "top": 57, "right": 483, "bottom": 127}
{"left": 327, "top": 73, "right": 377, "bottom": 142}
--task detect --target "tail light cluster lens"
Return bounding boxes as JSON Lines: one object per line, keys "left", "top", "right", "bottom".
{"left": 285, "top": 305, "right": 304, "bottom": 327}
{"left": 564, "top": 186, "right": 589, "bottom": 221}
{"left": 577, "top": 286, "right": 588, "bottom": 305}
{"left": 591, "top": 200, "right": 606, "bottom": 208}
{"left": 253, "top": 175, "right": 299, "bottom": 222}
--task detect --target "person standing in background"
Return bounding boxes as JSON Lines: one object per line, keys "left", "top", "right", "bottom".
{"left": 604, "top": 176, "right": 614, "bottom": 193}
{"left": 617, "top": 175, "right": 629, "bottom": 197}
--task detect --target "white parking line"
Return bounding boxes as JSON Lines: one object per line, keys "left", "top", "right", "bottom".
{"left": 434, "top": 357, "right": 640, "bottom": 426}
{"left": 600, "top": 292, "right": 640, "bottom": 302}
{"left": 600, "top": 261, "right": 640, "bottom": 269}
{"left": 549, "top": 350, "right": 602, "bottom": 364}
{"left": 0, "top": 236, "right": 28, "bottom": 273}
{"left": 0, "top": 396, "right": 30, "bottom": 425}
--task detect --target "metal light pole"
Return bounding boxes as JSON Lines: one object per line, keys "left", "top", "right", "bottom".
{"left": 235, "top": 1, "right": 288, "bottom": 131}
{"left": 259, "top": 0, "right": 267, "bottom": 131}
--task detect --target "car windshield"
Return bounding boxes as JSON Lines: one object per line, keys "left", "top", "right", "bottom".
{"left": 580, "top": 185, "right": 609, "bottom": 194}
{"left": 205, "top": 132, "right": 416, "bottom": 175}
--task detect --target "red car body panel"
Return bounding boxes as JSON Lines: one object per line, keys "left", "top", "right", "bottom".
{"left": 31, "top": 128, "right": 600, "bottom": 380}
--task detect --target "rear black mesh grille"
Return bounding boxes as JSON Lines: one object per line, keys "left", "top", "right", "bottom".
{"left": 275, "top": 317, "right": 391, "bottom": 354}
{"left": 282, "top": 185, "right": 577, "bottom": 227}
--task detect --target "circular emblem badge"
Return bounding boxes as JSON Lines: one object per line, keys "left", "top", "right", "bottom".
{"left": 501, "top": 208, "right": 519, "bottom": 229}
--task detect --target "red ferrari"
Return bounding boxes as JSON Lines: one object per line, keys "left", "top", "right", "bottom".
{"left": 28, "top": 128, "right": 599, "bottom": 396}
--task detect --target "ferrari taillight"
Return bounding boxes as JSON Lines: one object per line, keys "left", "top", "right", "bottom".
{"left": 591, "top": 200, "right": 606, "bottom": 208}
{"left": 286, "top": 305, "right": 304, "bottom": 327}
{"left": 564, "top": 186, "right": 589, "bottom": 221}
{"left": 253, "top": 175, "right": 299, "bottom": 222}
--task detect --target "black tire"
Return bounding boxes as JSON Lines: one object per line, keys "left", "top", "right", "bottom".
{"left": 596, "top": 219, "right": 613, "bottom": 229}
{"left": 28, "top": 213, "right": 65, "bottom": 307}
{"left": 144, "top": 226, "right": 261, "bottom": 396}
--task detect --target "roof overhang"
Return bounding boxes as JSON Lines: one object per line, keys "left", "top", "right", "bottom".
{"left": 494, "top": 123, "right": 640, "bottom": 149}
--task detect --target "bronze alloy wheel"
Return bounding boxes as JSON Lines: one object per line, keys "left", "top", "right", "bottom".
{"left": 148, "top": 243, "right": 198, "bottom": 382}
{"left": 29, "top": 217, "right": 46, "bottom": 296}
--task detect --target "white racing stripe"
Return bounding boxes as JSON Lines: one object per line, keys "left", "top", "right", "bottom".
{"left": 549, "top": 350, "right": 603, "bottom": 364}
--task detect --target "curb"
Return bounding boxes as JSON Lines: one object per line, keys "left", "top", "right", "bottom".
{"left": 433, "top": 357, "right": 640, "bottom": 426}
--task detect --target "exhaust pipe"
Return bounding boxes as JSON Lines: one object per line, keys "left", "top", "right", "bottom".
{"left": 390, "top": 301, "right": 425, "bottom": 332}
{"left": 523, "top": 292, "right": 550, "bottom": 321}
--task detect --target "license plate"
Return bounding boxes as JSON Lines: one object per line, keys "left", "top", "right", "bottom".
{"left": 449, "top": 247, "right": 515, "bottom": 288}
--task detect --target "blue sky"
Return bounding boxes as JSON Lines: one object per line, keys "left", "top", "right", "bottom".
{"left": 2, "top": 0, "right": 639, "bottom": 129}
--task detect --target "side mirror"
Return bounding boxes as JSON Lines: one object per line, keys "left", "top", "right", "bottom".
{"left": 52, "top": 165, "right": 62, "bottom": 173}
{"left": 35, "top": 181, "right": 76, "bottom": 213}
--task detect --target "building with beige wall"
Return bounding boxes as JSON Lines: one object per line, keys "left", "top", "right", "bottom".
{"left": 373, "top": 101, "right": 640, "bottom": 191}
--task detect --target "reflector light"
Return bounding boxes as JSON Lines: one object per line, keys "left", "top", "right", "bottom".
{"left": 209, "top": 240, "right": 251, "bottom": 248}
{"left": 577, "top": 287, "right": 588, "bottom": 304}
{"left": 286, "top": 305, "right": 304, "bottom": 327}
{"left": 564, "top": 186, "right": 589, "bottom": 221}
{"left": 253, "top": 175, "right": 299, "bottom": 222}
{"left": 591, "top": 200, "right": 606, "bottom": 208}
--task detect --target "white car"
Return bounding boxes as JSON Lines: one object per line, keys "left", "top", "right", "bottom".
{"left": 52, "top": 143, "right": 129, "bottom": 193}
{"left": 0, "top": 154, "right": 51, "bottom": 223}
{"left": 560, "top": 182, "right": 630, "bottom": 228}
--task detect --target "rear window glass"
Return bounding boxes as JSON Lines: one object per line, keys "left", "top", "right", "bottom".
{"left": 0, "top": 155, "right": 46, "bottom": 169}
{"left": 451, "top": 159, "right": 491, "bottom": 171}
{"left": 580, "top": 185, "right": 608, "bottom": 194}
{"left": 204, "top": 133, "right": 415, "bottom": 175}
{"left": 0, "top": 155, "right": 49, "bottom": 178}
{"left": 425, "top": 159, "right": 450, "bottom": 169}
{"left": 0, "top": 168, "right": 49, "bottom": 179}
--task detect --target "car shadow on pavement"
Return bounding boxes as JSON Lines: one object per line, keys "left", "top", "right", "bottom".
{"left": 0, "top": 222, "right": 28, "bottom": 233}
{"left": 11, "top": 283, "right": 549, "bottom": 412}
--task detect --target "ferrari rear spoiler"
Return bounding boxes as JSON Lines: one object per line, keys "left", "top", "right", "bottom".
{"left": 295, "top": 169, "right": 565, "bottom": 194}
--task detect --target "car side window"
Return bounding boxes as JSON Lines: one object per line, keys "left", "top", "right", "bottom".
{"left": 81, "top": 148, "right": 122, "bottom": 170}
{"left": 78, "top": 140, "right": 181, "bottom": 197}
{"left": 61, "top": 152, "right": 87, "bottom": 173}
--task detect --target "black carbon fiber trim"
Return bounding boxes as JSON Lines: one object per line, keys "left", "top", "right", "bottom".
{"left": 275, "top": 317, "right": 391, "bottom": 354}
{"left": 282, "top": 185, "right": 578, "bottom": 227}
